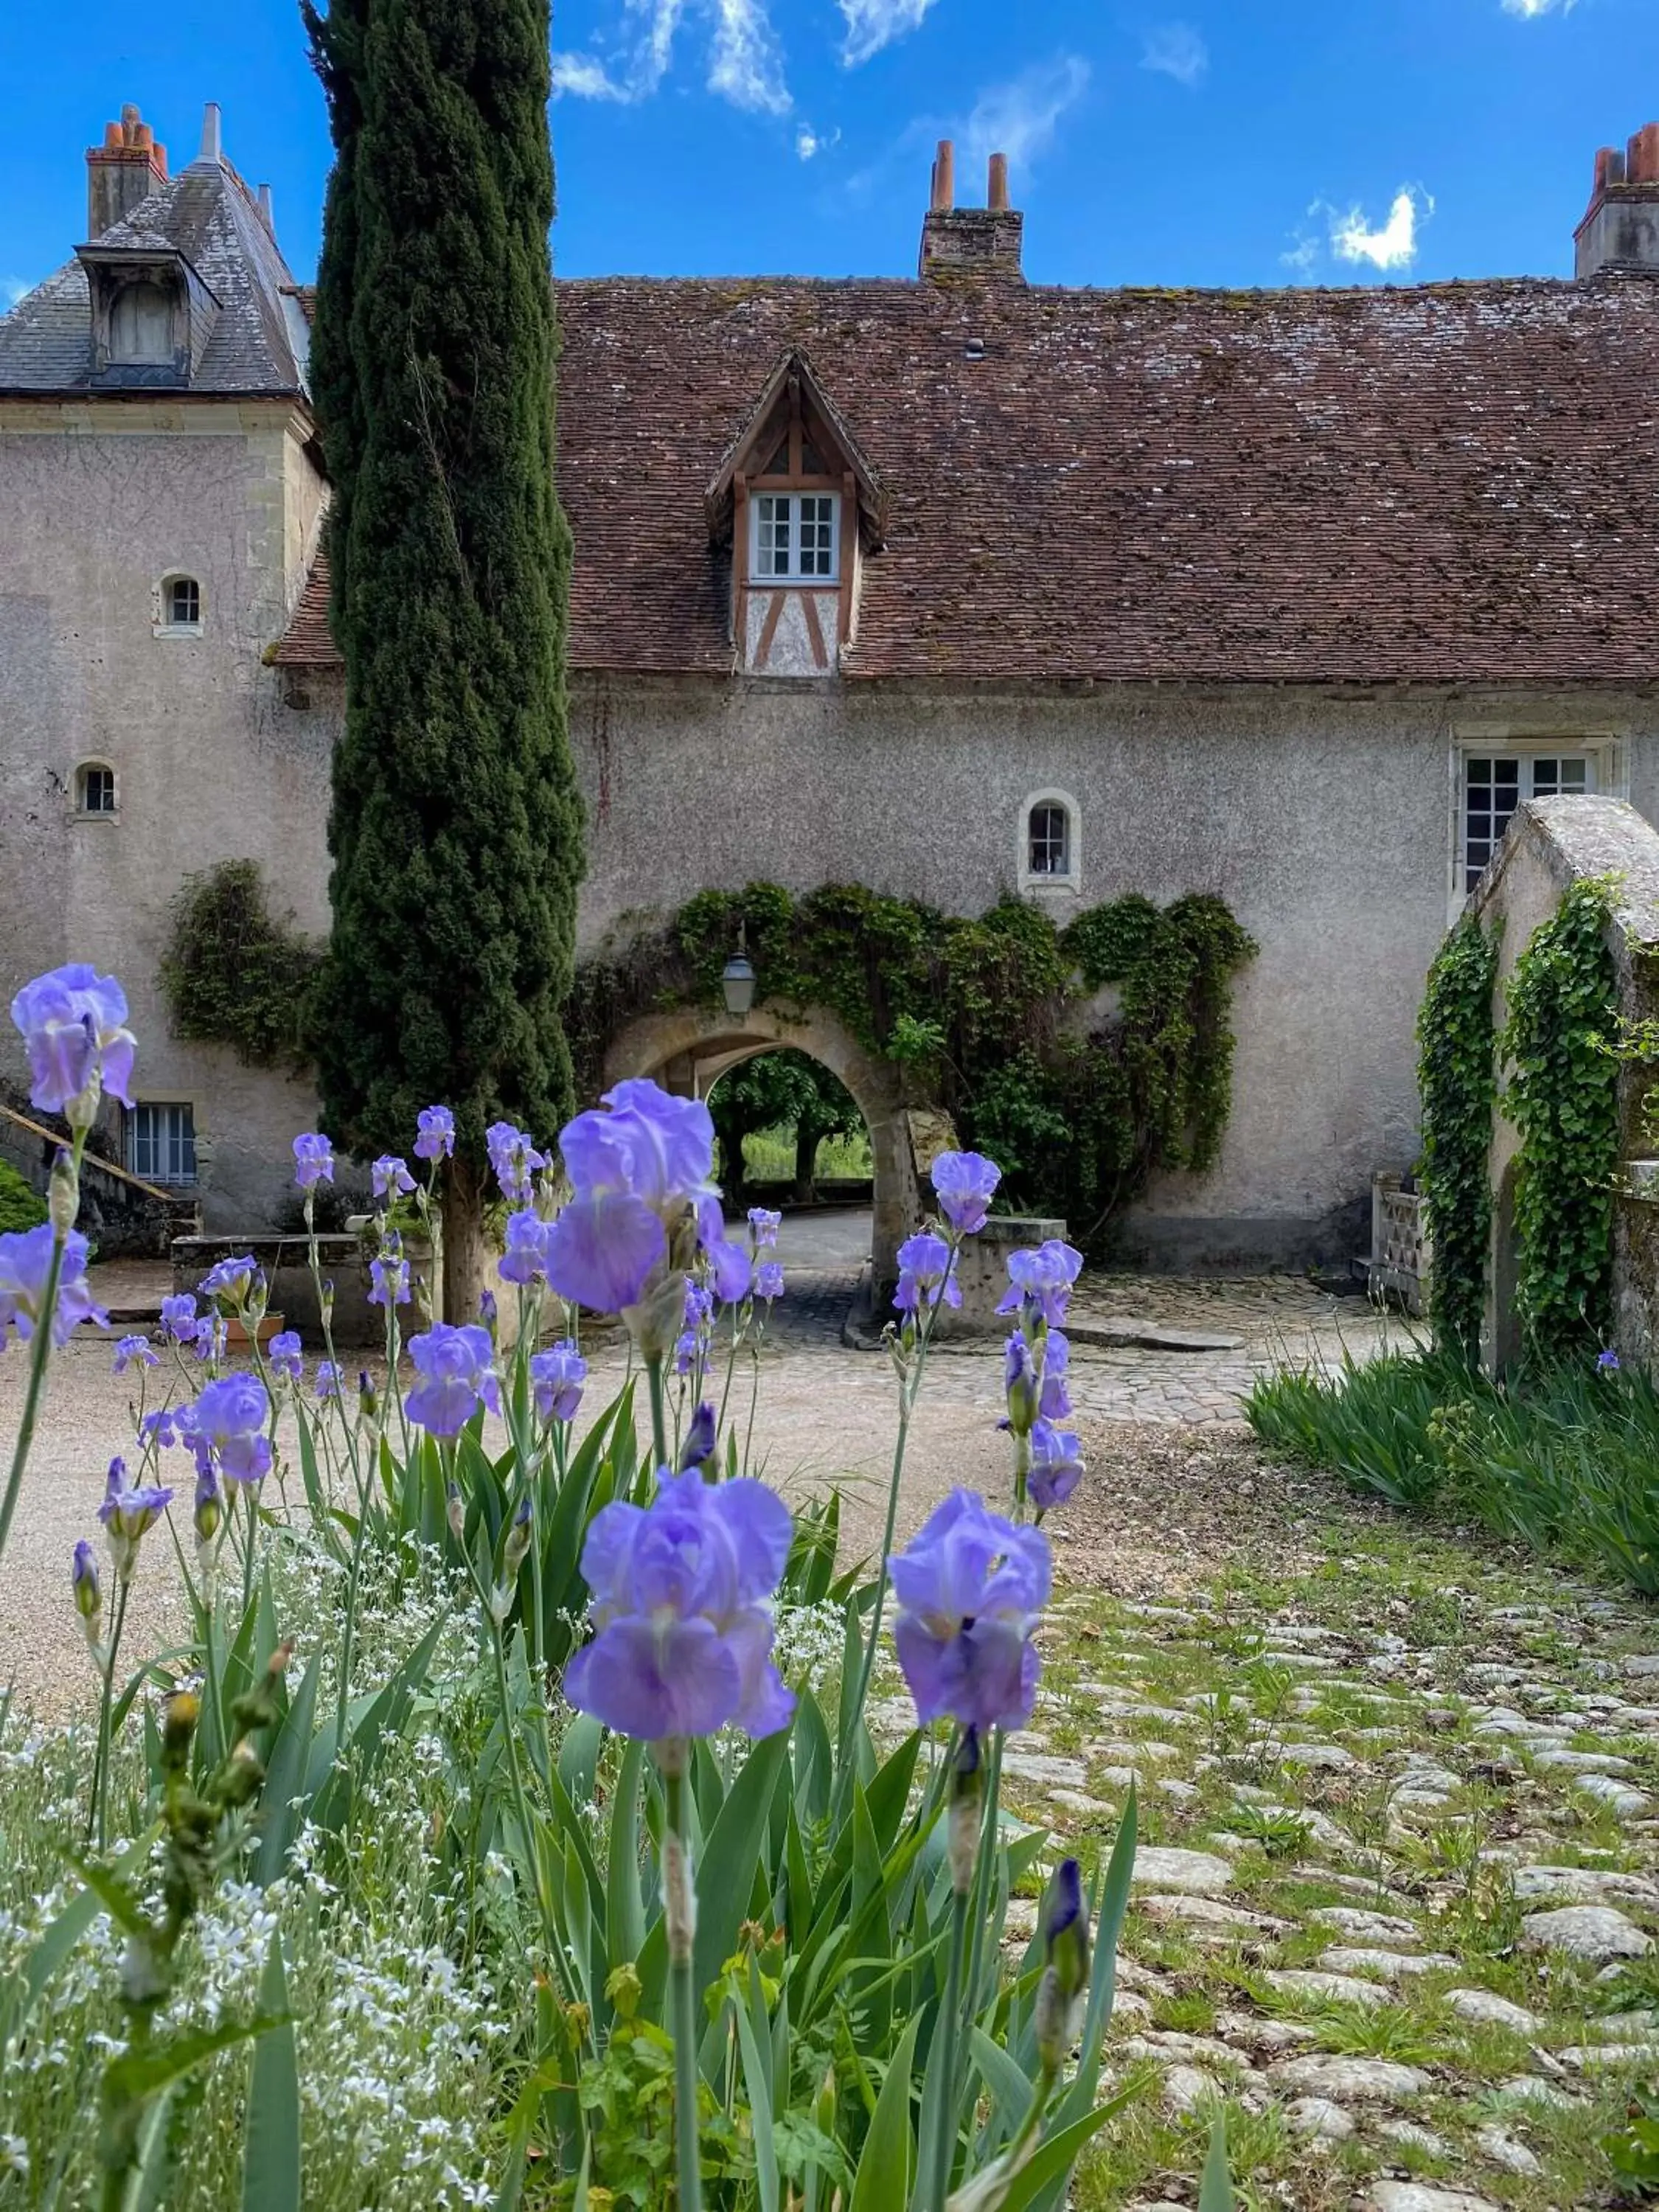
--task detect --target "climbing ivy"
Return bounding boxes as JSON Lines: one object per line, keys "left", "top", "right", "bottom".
{"left": 159, "top": 860, "right": 322, "bottom": 1072}
{"left": 1416, "top": 914, "right": 1498, "bottom": 1370}
{"left": 1502, "top": 875, "right": 1621, "bottom": 1364}
{"left": 569, "top": 881, "right": 1256, "bottom": 1252}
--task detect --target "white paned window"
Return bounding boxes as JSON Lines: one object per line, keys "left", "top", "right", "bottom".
{"left": 1462, "top": 751, "right": 1594, "bottom": 893}
{"left": 128, "top": 1102, "right": 197, "bottom": 1185}
{"left": 164, "top": 576, "right": 201, "bottom": 629}
{"left": 1027, "top": 801, "right": 1071, "bottom": 878}
{"left": 751, "top": 493, "right": 839, "bottom": 582}
{"left": 77, "top": 763, "right": 116, "bottom": 815}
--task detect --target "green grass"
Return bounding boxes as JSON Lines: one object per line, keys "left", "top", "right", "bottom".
{"left": 741, "top": 1126, "right": 873, "bottom": 1183}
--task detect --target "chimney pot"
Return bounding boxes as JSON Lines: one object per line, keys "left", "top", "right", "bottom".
{"left": 931, "top": 137, "right": 955, "bottom": 212}
{"left": 86, "top": 103, "right": 170, "bottom": 237}
{"left": 1630, "top": 121, "right": 1659, "bottom": 184}
{"left": 1578, "top": 119, "right": 1659, "bottom": 274}
{"left": 987, "top": 152, "right": 1009, "bottom": 212}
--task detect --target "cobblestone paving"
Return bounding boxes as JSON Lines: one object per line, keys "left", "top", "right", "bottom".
{"left": 895, "top": 1441, "right": 1659, "bottom": 2212}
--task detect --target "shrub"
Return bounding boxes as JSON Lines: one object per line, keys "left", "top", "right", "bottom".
{"left": 0, "top": 1159, "right": 46, "bottom": 1234}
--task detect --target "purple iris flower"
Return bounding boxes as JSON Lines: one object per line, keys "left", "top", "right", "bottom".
{"left": 543, "top": 1079, "right": 723, "bottom": 1318}
{"left": 0, "top": 1225, "right": 108, "bottom": 1349}
{"left": 10, "top": 964, "right": 137, "bottom": 1115}
{"left": 181, "top": 1374, "right": 273, "bottom": 1486}
{"left": 268, "top": 1329, "right": 304, "bottom": 1382}
{"left": 189, "top": 1318, "right": 220, "bottom": 1363}
{"left": 894, "top": 1230, "right": 961, "bottom": 1315}
{"left": 405, "top": 1324, "right": 500, "bottom": 1436}
{"left": 678, "top": 1402, "right": 717, "bottom": 1472}
{"left": 293, "top": 1132, "right": 335, "bottom": 1190}
{"left": 889, "top": 1489, "right": 1051, "bottom": 1733}
{"left": 368, "top": 1236, "right": 411, "bottom": 1307}
{"left": 530, "top": 1339, "right": 587, "bottom": 1424}
{"left": 372, "top": 1154, "right": 417, "bottom": 1201}
{"left": 756, "top": 1260, "right": 785, "bottom": 1302}
{"left": 931, "top": 1150, "right": 1001, "bottom": 1237}
{"left": 1004, "top": 1329, "right": 1040, "bottom": 1435}
{"left": 414, "top": 1106, "right": 456, "bottom": 1164}
{"left": 995, "top": 1240, "right": 1084, "bottom": 1329}
{"left": 498, "top": 1209, "right": 552, "bottom": 1287}
{"left": 72, "top": 1537, "right": 100, "bottom": 1621}
{"left": 97, "top": 1456, "right": 174, "bottom": 1577}
{"left": 160, "top": 1292, "right": 198, "bottom": 1340}
{"left": 316, "top": 1360, "right": 344, "bottom": 1400}
{"left": 565, "top": 1467, "right": 796, "bottom": 1742}
{"left": 139, "top": 1405, "right": 180, "bottom": 1450}
{"left": 199, "top": 1253, "right": 257, "bottom": 1307}
{"left": 748, "top": 1208, "right": 782, "bottom": 1248}
{"left": 1599, "top": 1348, "right": 1621, "bottom": 1374}
{"left": 486, "top": 1122, "right": 548, "bottom": 1206}
{"left": 113, "top": 1332, "right": 159, "bottom": 1375}
{"left": 1028, "top": 1419, "right": 1085, "bottom": 1511}
{"left": 1039, "top": 1330, "right": 1074, "bottom": 1421}
{"left": 711, "top": 1239, "right": 751, "bottom": 1304}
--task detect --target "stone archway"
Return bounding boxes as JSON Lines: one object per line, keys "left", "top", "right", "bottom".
{"left": 601, "top": 1003, "right": 915, "bottom": 1288}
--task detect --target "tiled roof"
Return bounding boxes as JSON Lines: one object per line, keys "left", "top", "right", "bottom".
{"left": 0, "top": 159, "right": 307, "bottom": 397}
{"left": 283, "top": 271, "right": 1659, "bottom": 685}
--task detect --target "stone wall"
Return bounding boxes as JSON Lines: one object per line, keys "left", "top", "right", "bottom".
{"left": 1467, "top": 796, "right": 1659, "bottom": 1371}
{"left": 0, "top": 396, "right": 332, "bottom": 1231}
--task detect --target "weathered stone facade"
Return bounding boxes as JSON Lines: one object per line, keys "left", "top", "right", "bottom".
{"left": 7, "top": 101, "right": 1659, "bottom": 1265}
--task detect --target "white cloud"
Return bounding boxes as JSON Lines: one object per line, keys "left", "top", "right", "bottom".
{"left": 553, "top": 0, "right": 787, "bottom": 113}
{"left": 796, "top": 123, "right": 841, "bottom": 160}
{"left": 708, "top": 0, "right": 790, "bottom": 112}
{"left": 1329, "top": 186, "right": 1431, "bottom": 271}
{"left": 1501, "top": 0, "right": 1576, "bottom": 15}
{"left": 1141, "top": 22, "right": 1208, "bottom": 86}
{"left": 958, "top": 55, "right": 1091, "bottom": 175}
{"left": 1, "top": 277, "right": 30, "bottom": 309}
{"left": 1279, "top": 233, "right": 1321, "bottom": 275}
{"left": 839, "top": 0, "right": 941, "bottom": 67}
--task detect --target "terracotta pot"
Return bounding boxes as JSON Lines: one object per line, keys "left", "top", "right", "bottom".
{"left": 225, "top": 1311, "right": 285, "bottom": 1349}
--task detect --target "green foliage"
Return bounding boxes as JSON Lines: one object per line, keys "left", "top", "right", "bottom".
{"left": 573, "top": 883, "right": 1255, "bottom": 1250}
{"left": 304, "top": 0, "right": 584, "bottom": 1181}
{"left": 1246, "top": 1346, "right": 1659, "bottom": 1595}
{"left": 158, "top": 861, "right": 321, "bottom": 1071}
{"left": 1603, "top": 2084, "right": 1659, "bottom": 2188}
{"left": 1416, "top": 914, "right": 1498, "bottom": 1369}
{"left": 0, "top": 1159, "right": 46, "bottom": 1234}
{"left": 1501, "top": 876, "right": 1621, "bottom": 1363}
{"left": 707, "top": 1050, "right": 863, "bottom": 1200}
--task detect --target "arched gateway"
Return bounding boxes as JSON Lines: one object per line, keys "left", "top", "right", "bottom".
{"left": 601, "top": 1004, "right": 915, "bottom": 1290}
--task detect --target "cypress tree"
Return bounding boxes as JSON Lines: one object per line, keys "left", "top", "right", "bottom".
{"left": 305, "top": 0, "right": 582, "bottom": 1315}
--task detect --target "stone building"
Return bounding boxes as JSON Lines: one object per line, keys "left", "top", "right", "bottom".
{"left": 4, "top": 102, "right": 1659, "bottom": 1267}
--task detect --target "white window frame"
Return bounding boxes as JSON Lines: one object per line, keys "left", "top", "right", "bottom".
{"left": 128, "top": 1101, "right": 198, "bottom": 1186}
{"left": 155, "top": 573, "right": 203, "bottom": 637}
{"left": 74, "top": 760, "right": 118, "bottom": 818}
{"left": 1451, "top": 736, "right": 1624, "bottom": 916}
{"left": 1017, "top": 789, "right": 1082, "bottom": 897}
{"left": 748, "top": 493, "right": 840, "bottom": 585}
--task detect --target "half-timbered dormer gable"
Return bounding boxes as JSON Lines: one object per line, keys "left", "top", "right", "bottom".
{"left": 705, "top": 351, "right": 883, "bottom": 678}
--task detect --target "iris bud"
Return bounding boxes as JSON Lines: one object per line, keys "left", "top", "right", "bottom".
{"left": 72, "top": 1538, "right": 100, "bottom": 1630}
{"left": 1034, "top": 1856, "right": 1090, "bottom": 2073}
{"left": 678, "top": 1401, "right": 717, "bottom": 1472}
{"left": 947, "top": 1726, "right": 984, "bottom": 1896}
{"left": 446, "top": 1480, "right": 466, "bottom": 1543}
{"left": 49, "top": 1147, "right": 79, "bottom": 1234}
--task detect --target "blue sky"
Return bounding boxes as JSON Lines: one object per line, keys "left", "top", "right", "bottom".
{"left": 4, "top": 0, "right": 1659, "bottom": 299}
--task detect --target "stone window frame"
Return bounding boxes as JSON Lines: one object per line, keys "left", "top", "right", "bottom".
{"left": 1447, "top": 725, "right": 1627, "bottom": 921}
{"left": 72, "top": 759, "right": 119, "bottom": 820}
{"left": 154, "top": 572, "right": 204, "bottom": 638}
{"left": 1017, "top": 788, "right": 1082, "bottom": 898}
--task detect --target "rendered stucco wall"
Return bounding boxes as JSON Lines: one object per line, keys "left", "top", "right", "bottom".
{"left": 0, "top": 397, "right": 333, "bottom": 1228}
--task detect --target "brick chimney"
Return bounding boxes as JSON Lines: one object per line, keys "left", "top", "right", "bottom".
{"left": 919, "top": 142, "right": 1024, "bottom": 281}
{"left": 1576, "top": 123, "right": 1659, "bottom": 276}
{"left": 86, "top": 105, "right": 168, "bottom": 238}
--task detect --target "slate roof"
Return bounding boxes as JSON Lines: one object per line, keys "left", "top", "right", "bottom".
{"left": 0, "top": 159, "right": 307, "bottom": 398}
{"left": 271, "top": 268, "right": 1659, "bottom": 687}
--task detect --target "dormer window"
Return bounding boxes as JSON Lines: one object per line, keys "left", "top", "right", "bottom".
{"left": 110, "top": 280, "right": 173, "bottom": 364}
{"left": 751, "top": 493, "right": 839, "bottom": 582}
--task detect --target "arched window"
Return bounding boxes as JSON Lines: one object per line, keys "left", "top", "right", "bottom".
{"left": 74, "top": 762, "right": 117, "bottom": 816}
{"left": 159, "top": 575, "right": 202, "bottom": 631}
{"left": 1018, "top": 791, "right": 1081, "bottom": 893}
{"left": 110, "top": 281, "right": 173, "bottom": 365}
